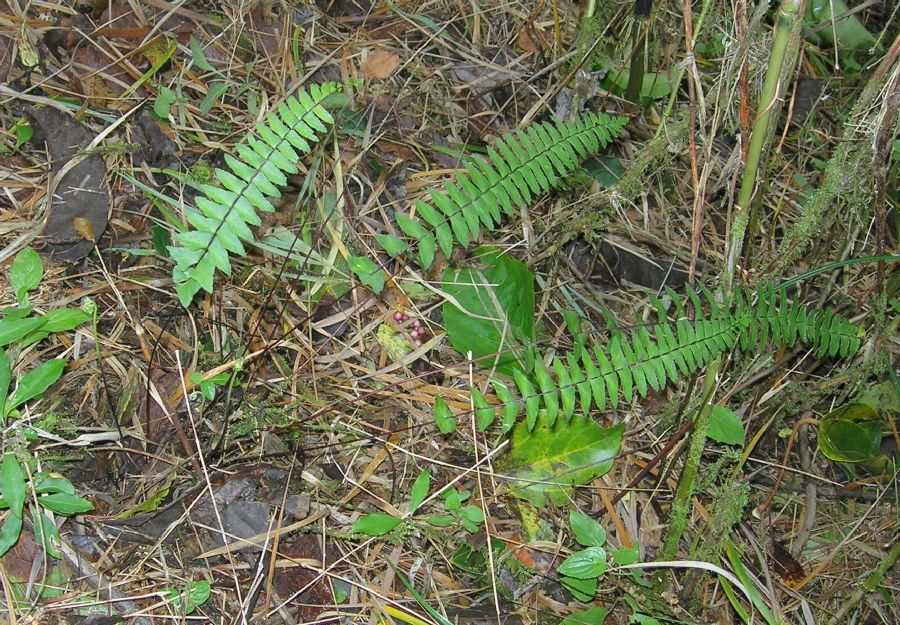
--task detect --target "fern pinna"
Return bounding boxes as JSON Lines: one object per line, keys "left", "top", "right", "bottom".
{"left": 378, "top": 112, "right": 628, "bottom": 270}
{"left": 451, "top": 284, "right": 862, "bottom": 432}
{"left": 168, "top": 83, "right": 342, "bottom": 306}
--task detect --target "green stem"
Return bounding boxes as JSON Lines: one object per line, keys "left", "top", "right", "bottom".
{"left": 625, "top": 0, "right": 653, "bottom": 105}
{"left": 660, "top": 356, "right": 721, "bottom": 560}
{"left": 724, "top": 0, "right": 805, "bottom": 288}
{"left": 825, "top": 540, "right": 900, "bottom": 625}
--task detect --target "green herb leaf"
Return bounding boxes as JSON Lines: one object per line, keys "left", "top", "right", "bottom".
{"left": 0, "top": 455, "right": 26, "bottom": 517}
{"left": 6, "top": 359, "right": 66, "bottom": 412}
{"left": 569, "top": 510, "right": 607, "bottom": 548}
{"left": 10, "top": 247, "right": 42, "bottom": 306}
{"left": 557, "top": 546, "right": 608, "bottom": 579}
{"left": 408, "top": 470, "right": 430, "bottom": 514}
{"left": 351, "top": 513, "right": 401, "bottom": 536}
{"left": 708, "top": 405, "right": 745, "bottom": 446}
{"left": 561, "top": 606, "right": 611, "bottom": 625}
{"left": 38, "top": 492, "right": 94, "bottom": 516}
{"left": 433, "top": 397, "right": 457, "bottom": 434}
{"left": 348, "top": 255, "right": 385, "bottom": 293}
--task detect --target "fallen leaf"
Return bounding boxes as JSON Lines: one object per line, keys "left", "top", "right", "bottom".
{"left": 363, "top": 48, "right": 400, "bottom": 79}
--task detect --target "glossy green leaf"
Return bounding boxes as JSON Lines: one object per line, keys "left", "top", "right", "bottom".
{"left": 471, "top": 388, "right": 495, "bottom": 431}
{"left": 6, "top": 359, "right": 66, "bottom": 412}
{"left": 10, "top": 247, "right": 42, "bottom": 305}
{"left": 0, "top": 455, "right": 26, "bottom": 517}
{"left": 561, "top": 606, "right": 610, "bottom": 625}
{"left": 351, "top": 513, "right": 401, "bottom": 536}
{"left": 818, "top": 403, "right": 884, "bottom": 463}
{"left": 0, "top": 316, "right": 46, "bottom": 348}
{"left": 560, "top": 575, "right": 598, "bottom": 602}
{"left": 708, "top": 405, "right": 745, "bottom": 446}
{"left": 433, "top": 397, "right": 457, "bottom": 434}
{"left": 408, "top": 470, "right": 430, "bottom": 515}
{"left": 164, "top": 580, "right": 211, "bottom": 615}
{"left": 0, "top": 348, "right": 9, "bottom": 417}
{"left": 0, "top": 512, "right": 23, "bottom": 557}
{"left": 38, "top": 492, "right": 94, "bottom": 516}
{"left": 501, "top": 415, "right": 624, "bottom": 507}
{"left": 348, "top": 255, "right": 385, "bottom": 293}
{"left": 32, "top": 509, "right": 61, "bottom": 559}
{"left": 557, "top": 546, "right": 608, "bottom": 579}
{"left": 569, "top": 510, "right": 607, "bottom": 548}
{"left": 491, "top": 380, "right": 518, "bottom": 433}
{"left": 442, "top": 249, "right": 534, "bottom": 376}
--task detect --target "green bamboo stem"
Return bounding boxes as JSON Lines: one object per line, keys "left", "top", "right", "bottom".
{"left": 724, "top": 0, "right": 805, "bottom": 289}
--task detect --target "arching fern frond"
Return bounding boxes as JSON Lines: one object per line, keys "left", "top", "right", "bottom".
{"left": 447, "top": 284, "right": 861, "bottom": 431}
{"left": 168, "top": 82, "right": 343, "bottom": 306}
{"left": 380, "top": 112, "right": 628, "bottom": 270}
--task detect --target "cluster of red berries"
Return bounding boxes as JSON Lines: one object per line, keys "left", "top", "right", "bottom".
{"left": 392, "top": 311, "right": 427, "bottom": 347}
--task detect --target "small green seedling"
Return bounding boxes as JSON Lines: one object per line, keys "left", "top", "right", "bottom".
{"left": 0, "top": 454, "right": 94, "bottom": 558}
{"left": 1, "top": 248, "right": 93, "bottom": 421}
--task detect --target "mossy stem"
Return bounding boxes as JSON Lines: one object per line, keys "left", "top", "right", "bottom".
{"left": 724, "top": 0, "right": 805, "bottom": 289}
{"left": 659, "top": 356, "right": 721, "bottom": 560}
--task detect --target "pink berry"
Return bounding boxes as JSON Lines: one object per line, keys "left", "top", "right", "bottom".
{"left": 412, "top": 319, "right": 420, "bottom": 328}
{"left": 401, "top": 314, "right": 409, "bottom": 322}
{"left": 417, "top": 327, "right": 426, "bottom": 336}
{"left": 414, "top": 339, "right": 422, "bottom": 347}
{"left": 393, "top": 312, "right": 402, "bottom": 321}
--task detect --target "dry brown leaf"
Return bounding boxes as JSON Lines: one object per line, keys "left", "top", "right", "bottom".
{"left": 363, "top": 48, "right": 400, "bottom": 79}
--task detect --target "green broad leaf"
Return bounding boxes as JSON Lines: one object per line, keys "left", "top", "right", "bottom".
{"left": 443, "top": 489, "right": 468, "bottom": 510}
{"left": 0, "top": 455, "right": 26, "bottom": 517}
{"left": 408, "top": 470, "right": 430, "bottom": 514}
{"left": 514, "top": 368, "right": 540, "bottom": 430}
{"left": 442, "top": 249, "right": 535, "bottom": 376}
{"left": 818, "top": 402, "right": 884, "bottom": 463}
{"left": 164, "top": 580, "right": 211, "bottom": 615}
{"left": 375, "top": 234, "right": 407, "bottom": 258}
{"left": 6, "top": 359, "right": 66, "bottom": 412}
{"left": 34, "top": 477, "right": 76, "bottom": 495}
{"left": 13, "top": 118, "right": 33, "bottom": 151}
{"left": 561, "top": 606, "right": 611, "bottom": 625}
{"left": 612, "top": 544, "right": 640, "bottom": 566}
{"left": 805, "top": 0, "right": 878, "bottom": 55}
{"left": 426, "top": 515, "right": 455, "bottom": 527}
{"left": 0, "top": 348, "right": 9, "bottom": 418}
{"left": 38, "top": 492, "right": 94, "bottom": 516}
{"left": 433, "top": 397, "right": 457, "bottom": 434}
{"left": 603, "top": 67, "right": 677, "bottom": 102}
{"left": 584, "top": 155, "right": 625, "bottom": 189}
{"left": 459, "top": 505, "right": 484, "bottom": 525}
{"left": 0, "top": 315, "right": 46, "bottom": 348}
{"left": 10, "top": 247, "right": 42, "bottom": 305}
{"left": 39, "top": 308, "right": 92, "bottom": 333}
{"left": 32, "top": 509, "right": 61, "bottom": 559}
{"left": 500, "top": 414, "right": 624, "bottom": 507}
{"left": 569, "top": 510, "right": 607, "bottom": 548}
{"left": 153, "top": 86, "right": 178, "bottom": 119}
{"left": 560, "top": 575, "right": 598, "bottom": 602}
{"left": 351, "top": 513, "right": 401, "bottom": 536}
{"left": 189, "top": 37, "right": 215, "bottom": 72}
{"left": 199, "top": 81, "right": 229, "bottom": 115}
{"left": 348, "top": 255, "right": 385, "bottom": 293}
{"left": 557, "top": 546, "right": 608, "bottom": 579}
{"left": 708, "top": 405, "right": 745, "bottom": 446}
{"left": 0, "top": 512, "right": 23, "bottom": 557}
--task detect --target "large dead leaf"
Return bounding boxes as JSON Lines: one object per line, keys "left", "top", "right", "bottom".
{"left": 25, "top": 106, "right": 109, "bottom": 261}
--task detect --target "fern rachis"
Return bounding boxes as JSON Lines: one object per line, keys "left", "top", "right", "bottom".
{"left": 167, "top": 82, "right": 344, "bottom": 306}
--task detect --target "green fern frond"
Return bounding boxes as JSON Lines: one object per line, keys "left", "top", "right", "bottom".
{"left": 168, "top": 82, "right": 343, "bottom": 306}
{"left": 383, "top": 112, "right": 628, "bottom": 270}
{"left": 449, "top": 284, "right": 861, "bottom": 431}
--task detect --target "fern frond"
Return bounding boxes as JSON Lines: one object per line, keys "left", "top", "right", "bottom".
{"left": 168, "top": 83, "right": 342, "bottom": 306}
{"left": 385, "top": 112, "right": 627, "bottom": 270}
{"left": 452, "top": 285, "right": 861, "bottom": 431}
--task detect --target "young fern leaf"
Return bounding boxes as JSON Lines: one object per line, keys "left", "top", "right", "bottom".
{"left": 168, "top": 82, "right": 342, "bottom": 306}
{"left": 391, "top": 112, "right": 627, "bottom": 269}
{"left": 451, "top": 284, "right": 861, "bottom": 430}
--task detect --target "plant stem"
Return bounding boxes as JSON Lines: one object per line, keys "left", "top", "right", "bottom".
{"left": 825, "top": 540, "right": 900, "bottom": 625}
{"left": 660, "top": 356, "right": 721, "bottom": 560}
{"left": 724, "top": 0, "right": 805, "bottom": 289}
{"left": 625, "top": 0, "right": 653, "bottom": 105}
